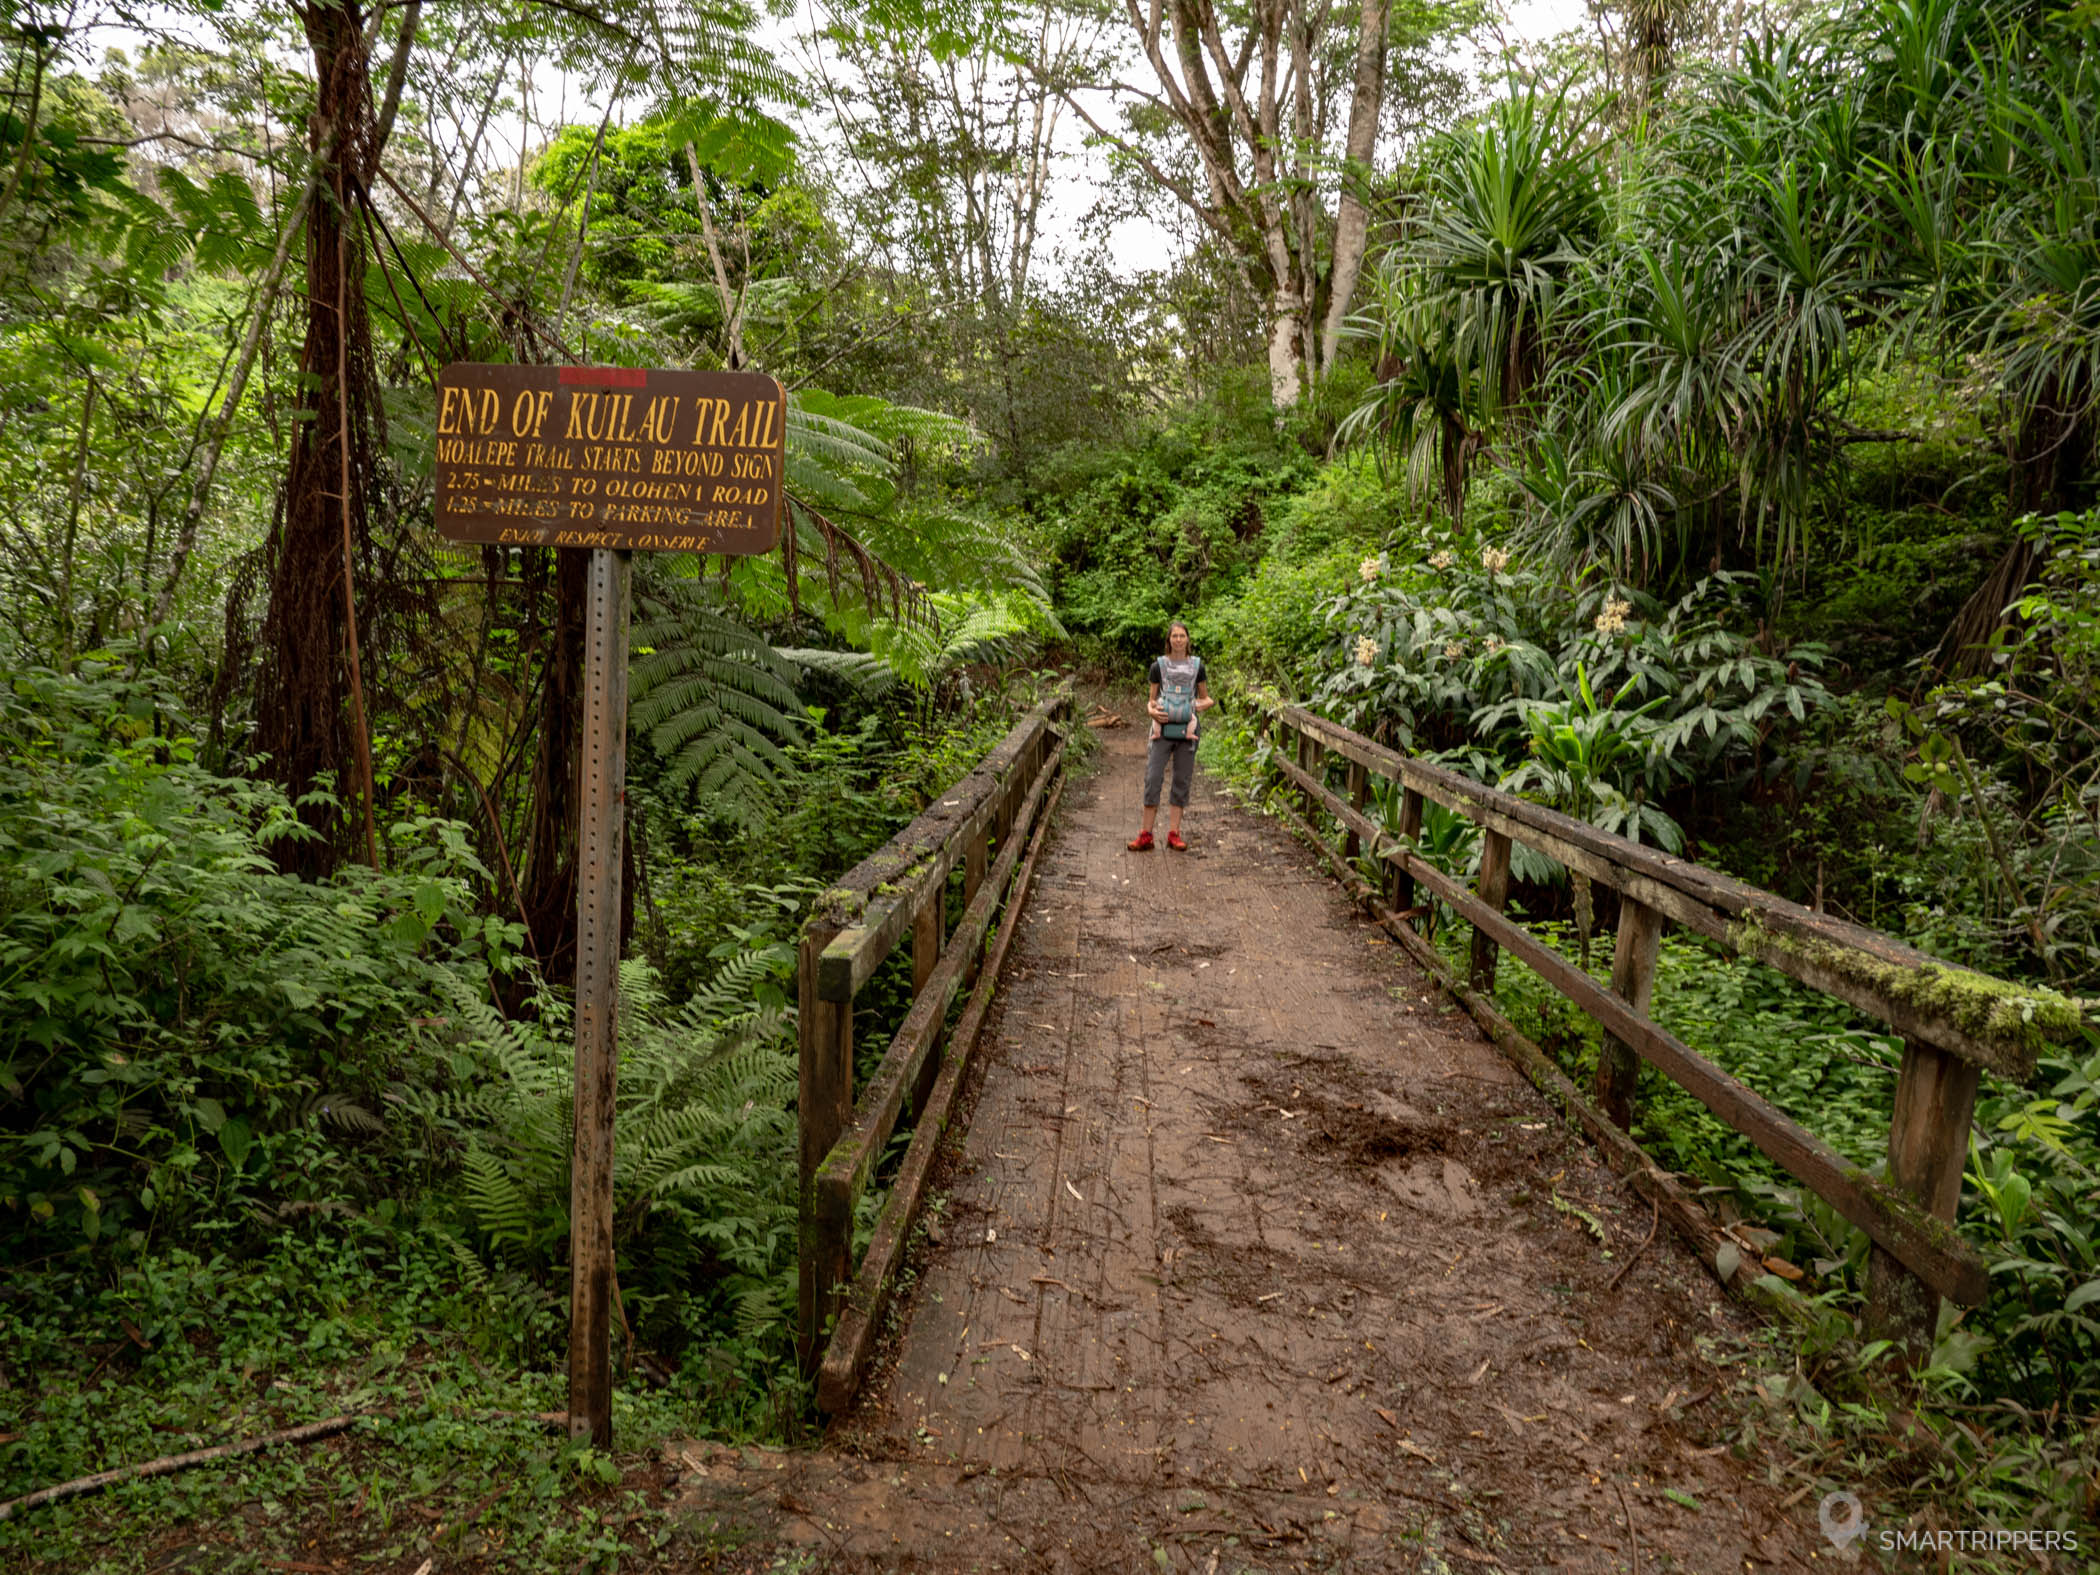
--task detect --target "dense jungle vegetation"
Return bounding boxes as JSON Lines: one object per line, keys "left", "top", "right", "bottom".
{"left": 0, "top": 0, "right": 2095, "bottom": 1561}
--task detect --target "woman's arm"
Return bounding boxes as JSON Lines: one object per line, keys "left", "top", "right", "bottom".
{"left": 1193, "top": 680, "right": 1215, "bottom": 713}
{"left": 1146, "top": 681, "right": 1167, "bottom": 722}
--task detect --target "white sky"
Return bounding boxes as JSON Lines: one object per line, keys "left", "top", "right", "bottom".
{"left": 492, "top": 0, "right": 1600, "bottom": 282}
{"left": 88, "top": 0, "right": 1596, "bottom": 284}
{"left": 1081, "top": 0, "right": 1596, "bottom": 275}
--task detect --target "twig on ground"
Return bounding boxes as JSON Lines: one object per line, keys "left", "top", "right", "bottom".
{"left": 1608, "top": 1196, "right": 1663, "bottom": 1292}
{"left": 0, "top": 1414, "right": 363, "bottom": 1521}
{"left": 1616, "top": 1477, "right": 1640, "bottom": 1575}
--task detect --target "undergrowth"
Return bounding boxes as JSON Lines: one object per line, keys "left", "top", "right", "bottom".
{"left": 0, "top": 656, "right": 1055, "bottom": 1569}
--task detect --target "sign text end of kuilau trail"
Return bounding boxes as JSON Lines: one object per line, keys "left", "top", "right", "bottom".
{"left": 432, "top": 363, "right": 787, "bottom": 1451}
{"left": 434, "top": 363, "right": 786, "bottom": 555}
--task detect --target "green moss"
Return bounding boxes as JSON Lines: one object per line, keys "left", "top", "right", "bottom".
{"left": 812, "top": 886, "right": 868, "bottom": 927}
{"left": 1839, "top": 1163, "right": 1970, "bottom": 1246}
{"left": 1726, "top": 914, "right": 2084, "bottom": 1072}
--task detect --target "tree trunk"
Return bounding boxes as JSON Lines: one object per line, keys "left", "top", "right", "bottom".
{"left": 1320, "top": 0, "right": 1390, "bottom": 376}
{"left": 1931, "top": 373, "right": 2090, "bottom": 678}
{"left": 254, "top": 0, "right": 383, "bottom": 875}
{"left": 1268, "top": 290, "right": 1306, "bottom": 409}
{"left": 519, "top": 547, "right": 588, "bottom": 985}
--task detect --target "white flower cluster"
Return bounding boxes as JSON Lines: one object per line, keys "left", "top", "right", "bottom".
{"left": 1483, "top": 634, "right": 1506, "bottom": 654}
{"left": 1481, "top": 546, "right": 1510, "bottom": 574}
{"left": 1594, "top": 597, "right": 1633, "bottom": 636}
{"left": 1428, "top": 550, "right": 1455, "bottom": 570}
{"left": 1442, "top": 640, "right": 1466, "bottom": 660}
{"left": 1354, "top": 635, "right": 1379, "bottom": 666}
{"left": 1359, "top": 556, "right": 1383, "bottom": 583}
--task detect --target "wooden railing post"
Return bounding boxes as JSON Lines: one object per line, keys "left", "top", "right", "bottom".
{"left": 963, "top": 826, "right": 987, "bottom": 906}
{"left": 1344, "top": 762, "right": 1368, "bottom": 861}
{"left": 1595, "top": 898, "right": 1662, "bottom": 1129}
{"left": 1392, "top": 786, "right": 1424, "bottom": 923}
{"left": 1469, "top": 829, "right": 1513, "bottom": 994}
{"left": 961, "top": 825, "right": 988, "bottom": 986}
{"left": 994, "top": 751, "right": 1018, "bottom": 851}
{"left": 798, "top": 923, "right": 853, "bottom": 1371}
{"left": 912, "top": 891, "right": 942, "bottom": 993}
{"left": 1866, "top": 1039, "right": 1981, "bottom": 1355}
{"left": 907, "top": 889, "right": 946, "bottom": 1119}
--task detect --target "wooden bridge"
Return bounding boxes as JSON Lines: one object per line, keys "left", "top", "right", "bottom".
{"left": 672, "top": 687, "right": 2081, "bottom": 1572}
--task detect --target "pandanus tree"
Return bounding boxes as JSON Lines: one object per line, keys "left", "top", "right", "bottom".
{"left": 1841, "top": 0, "right": 2100, "bottom": 664}
{"left": 1342, "top": 0, "right": 2097, "bottom": 618}
{"left": 1339, "top": 86, "right": 1603, "bottom": 530}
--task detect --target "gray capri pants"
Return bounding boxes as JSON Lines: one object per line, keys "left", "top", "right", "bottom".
{"left": 1143, "top": 736, "right": 1196, "bottom": 808}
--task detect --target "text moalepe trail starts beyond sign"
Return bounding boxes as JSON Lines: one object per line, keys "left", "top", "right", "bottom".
{"left": 433, "top": 363, "right": 785, "bottom": 554}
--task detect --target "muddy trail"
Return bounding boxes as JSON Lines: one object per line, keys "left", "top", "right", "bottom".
{"left": 676, "top": 713, "right": 1825, "bottom": 1572}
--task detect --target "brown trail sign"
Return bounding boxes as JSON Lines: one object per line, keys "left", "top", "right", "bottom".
{"left": 434, "top": 363, "right": 786, "bottom": 1447}
{"left": 434, "top": 363, "right": 785, "bottom": 554}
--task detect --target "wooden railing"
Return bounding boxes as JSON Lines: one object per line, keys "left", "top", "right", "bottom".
{"left": 797, "top": 689, "right": 1071, "bottom": 1411}
{"left": 1255, "top": 698, "right": 2086, "bottom": 1349}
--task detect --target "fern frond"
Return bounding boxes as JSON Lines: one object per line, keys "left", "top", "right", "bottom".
{"left": 630, "top": 583, "right": 806, "bottom": 816}
{"left": 775, "top": 646, "right": 900, "bottom": 698}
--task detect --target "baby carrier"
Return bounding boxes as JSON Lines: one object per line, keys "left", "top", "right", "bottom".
{"left": 1157, "top": 655, "right": 1200, "bottom": 740}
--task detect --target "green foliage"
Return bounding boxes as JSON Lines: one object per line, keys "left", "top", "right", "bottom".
{"left": 1885, "top": 510, "right": 2100, "bottom": 991}
{"left": 1033, "top": 396, "right": 1318, "bottom": 664}
{"left": 0, "top": 652, "right": 522, "bottom": 1258}
{"left": 1306, "top": 547, "right": 1833, "bottom": 847}
{"left": 1188, "top": 458, "right": 1412, "bottom": 683}
{"left": 529, "top": 114, "right": 810, "bottom": 310}
{"left": 441, "top": 956, "right": 802, "bottom": 1362}
{"left": 1342, "top": 85, "right": 1601, "bottom": 517}
{"left": 1193, "top": 540, "right": 1368, "bottom": 687}
{"left": 0, "top": 1220, "right": 775, "bottom": 1572}
{"left": 630, "top": 573, "right": 808, "bottom": 829}
{"left": 1341, "top": 0, "right": 2100, "bottom": 587}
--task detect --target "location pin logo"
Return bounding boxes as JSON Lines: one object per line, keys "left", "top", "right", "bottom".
{"left": 1818, "top": 1490, "right": 1868, "bottom": 1550}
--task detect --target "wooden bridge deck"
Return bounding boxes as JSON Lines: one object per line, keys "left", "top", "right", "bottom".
{"left": 676, "top": 717, "right": 1825, "bottom": 1572}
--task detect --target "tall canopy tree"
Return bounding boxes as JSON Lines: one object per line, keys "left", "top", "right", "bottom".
{"left": 1055, "top": 0, "right": 1480, "bottom": 408}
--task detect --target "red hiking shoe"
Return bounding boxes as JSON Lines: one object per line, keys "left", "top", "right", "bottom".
{"left": 1166, "top": 831, "right": 1188, "bottom": 852}
{"left": 1127, "top": 830, "right": 1154, "bottom": 851}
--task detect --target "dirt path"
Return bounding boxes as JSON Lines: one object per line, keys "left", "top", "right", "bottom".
{"left": 677, "top": 716, "right": 1826, "bottom": 1572}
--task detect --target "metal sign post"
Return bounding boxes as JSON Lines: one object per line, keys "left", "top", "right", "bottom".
{"left": 429, "top": 362, "right": 787, "bottom": 1449}
{"left": 568, "top": 545, "right": 630, "bottom": 1447}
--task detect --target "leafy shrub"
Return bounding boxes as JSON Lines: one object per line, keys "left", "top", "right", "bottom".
{"left": 1036, "top": 405, "right": 1317, "bottom": 662}
{"left": 1195, "top": 541, "right": 1366, "bottom": 686}
{"left": 438, "top": 955, "right": 802, "bottom": 1365}
{"left": 1971, "top": 1041, "right": 2100, "bottom": 1416}
{"left": 1891, "top": 511, "right": 2100, "bottom": 992}
{"left": 1307, "top": 547, "right": 1833, "bottom": 846}
{"left": 0, "top": 655, "right": 522, "bottom": 1258}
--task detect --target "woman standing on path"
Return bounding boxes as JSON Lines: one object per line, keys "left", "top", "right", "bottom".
{"left": 1129, "top": 621, "right": 1213, "bottom": 851}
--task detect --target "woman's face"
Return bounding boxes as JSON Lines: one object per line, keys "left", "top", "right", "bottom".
{"left": 1167, "top": 625, "right": 1190, "bottom": 656}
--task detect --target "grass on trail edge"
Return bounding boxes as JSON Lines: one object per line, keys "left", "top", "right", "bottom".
{"left": 0, "top": 1227, "right": 810, "bottom": 1575}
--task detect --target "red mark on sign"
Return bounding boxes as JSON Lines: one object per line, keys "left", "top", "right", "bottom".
{"left": 560, "top": 366, "right": 647, "bottom": 387}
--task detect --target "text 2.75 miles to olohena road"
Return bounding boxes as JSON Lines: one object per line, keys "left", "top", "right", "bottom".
{"left": 433, "top": 364, "right": 786, "bottom": 554}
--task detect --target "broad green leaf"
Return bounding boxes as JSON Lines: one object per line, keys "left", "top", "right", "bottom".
{"left": 218, "top": 1118, "right": 253, "bottom": 1170}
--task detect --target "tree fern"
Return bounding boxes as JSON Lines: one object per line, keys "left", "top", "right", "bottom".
{"left": 629, "top": 577, "right": 807, "bottom": 826}
{"left": 441, "top": 951, "right": 801, "bottom": 1328}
